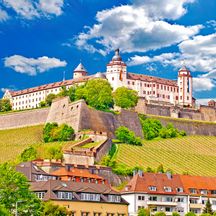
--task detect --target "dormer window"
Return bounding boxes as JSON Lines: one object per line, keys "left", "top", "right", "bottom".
{"left": 200, "top": 189, "right": 208, "bottom": 195}
{"left": 177, "top": 187, "right": 184, "bottom": 193}
{"left": 190, "top": 188, "right": 197, "bottom": 194}
{"left": 149, "top": 186, "right": 157, "bottom": 191}
{"left": 164, "top": 186, "right": 172, "bottom": 192}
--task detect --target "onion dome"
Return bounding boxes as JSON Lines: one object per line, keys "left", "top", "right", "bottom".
{"left": 112, "top": 48, "right": 122, "bottom": 61}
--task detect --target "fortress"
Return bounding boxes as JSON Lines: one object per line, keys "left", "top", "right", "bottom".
{"left": 3, "top": 49, "right": 194, "bottom": 111}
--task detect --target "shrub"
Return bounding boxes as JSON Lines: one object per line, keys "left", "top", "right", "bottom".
{"left": 43, "top": 123, "right": 74, "bottom": 143}
{"left": 138, "top": 208, "right": 150, "bottom": 216}
{"left": 140, "top": 118, "right": 162, "bottom": 140}
{"left": 0, "top": 99, "right": 12, "bottom": 112}
{"left": 115, "top": 126, "right": 142, "bottom": 146}
{"left": 20, "top": 146, "right": 37, "bottom": 162}
{"left": 39, "top": 101, "right": 46, "bottom": 107}
{"left": 146, "top": 167, "right": 154, "bottom": 173}
{"left": 172, "top": 212, "right": 180, "bottom": 216}
{"left": 48, "top": 146, "right": 63, "bottom": 160}
{"left": 157, "top": 164, "right": 165, "bottom": 173}
{"left": 154, "top": 212, "right": 166, "bottom": 216}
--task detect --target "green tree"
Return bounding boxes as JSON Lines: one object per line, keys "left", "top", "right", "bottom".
{"left": 68, "top": 86, "right": 76, "bottom": 102}
{"left": 0, "top": 99, "right": 12, "bottom": 112}
{"left": 0, "top": 163, "right": 42, "bottom": 215}
{"left": 113, "top": 87, "right": 138, "bottom": 109}
{"left": 20, "top": 146, "right": 37, "bottom": 162}
{"left": 57, "top": 86, "right": 68, "bottom": 97}
{"left": 84, "top": 78, "right": 114, "bottom": 110}
{"left": 203, "top": 199, "right": 213, "bottom": 215}
{"left": 157, "top": 164, "right": 165, "bottom": 173}
{"left": 115, "top": 126, "right": 142, "bottom": 146}
{"left": 138, "top": 208, "right": 150, "bottom": 216}
{"left": 74, "top": 85, "right": 86, "bottom": 101}
{"left": 39, "top": 101, "right": 46, "bottom": 107}
{"left": 48, "top": 146, "right": 63, "bottom": 160}
{"left": 185, "top": 212, "right": 196, "bottom": 216}
{"left": 146, "top": 167, "right": 154, "bottom": 173}
{"left": 45, "top": 93, "right": 57, "bottom": 106}
{"left": 154, "top": 212, "right": 166, "bottom": 216}
{"left": 42, "top": 202, "right": 68, "bottom": 216}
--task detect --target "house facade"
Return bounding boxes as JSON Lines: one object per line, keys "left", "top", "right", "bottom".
{"left": 121, "top": 172, "right": 216, "bottom": 216}
{"left": 3, "top": 49, "right": 193, "bottom": 111}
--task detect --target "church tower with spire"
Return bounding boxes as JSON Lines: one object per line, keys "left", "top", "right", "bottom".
{"left": 106, "top": 49, "right": 127, "bottom": 90}
{"left": 73, "top": 62, "right": 88, "bottom": 79}
{"left": 177, "top": 65, "right": 193, "bottom": 107}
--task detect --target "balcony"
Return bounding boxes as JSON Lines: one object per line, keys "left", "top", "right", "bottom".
{"left": 147, "top": 201, "right": 177, "bottom": 206}
{"left": 189, "top": 203, "right": 203, "bottom": 209}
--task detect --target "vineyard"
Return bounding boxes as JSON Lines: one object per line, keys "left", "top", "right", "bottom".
{"left": 115, "top": 136, "right": 216, "bottom": 176}
{"left": 0, "top": 125, "right": 77, "bottom": 163}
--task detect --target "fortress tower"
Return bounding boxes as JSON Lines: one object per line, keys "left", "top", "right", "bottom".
{"left": 178, "top": 65, "right": 193, "bottom": 107}
{"left": 106, "top": 49, "right": 127, "bottom": 90}
{"left": 73, "top": 62, "right": 88, "bottom": 79}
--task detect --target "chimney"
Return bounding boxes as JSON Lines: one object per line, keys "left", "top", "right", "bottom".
{"left": 138, "top": 170, "right": 143, "bottom": 177}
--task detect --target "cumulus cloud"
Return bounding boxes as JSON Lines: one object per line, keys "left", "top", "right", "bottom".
{"left": 38, "top": 0, "right": 64, "bottom": 16}
{"left": 0, "top": 7, "right": 9, "bottom": 21}
{"left": 128, "top": 33, "right": 216, "bottom": 92}
{"left": 1, "top": 0, "right": 64, "bottom": 19}
{"left": 4, "top": 55, "right": 67, "bottom": 76}
{"left": 193, "top": 77, "right": 215, "bottom": 92}
{"left": 75, "top": 0, "right": 201, "bottom": 54}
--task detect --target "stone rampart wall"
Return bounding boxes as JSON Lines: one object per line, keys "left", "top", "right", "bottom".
{"left": 0, "top": 108, "right": 49, "bottom": 130}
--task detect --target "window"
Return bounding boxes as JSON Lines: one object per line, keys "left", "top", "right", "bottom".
{"left": 57, "top": 192, "right": 73, "bottom": 200}
{"left": 211, "top": 190, "right": 216, "bottom": 195}
{"left": 108, "top": 195, "right": 121, "bottom": 203}
{"left": 81, "top": 193, "right": 100, "bottom": 201}
{"left": 165, "top": 207, "right": 172, "bottom": 212}
{"left": 107, "top": 213, "right": 114, "bottom": 216}
{"left": 94, "top": 213, "right": 102, "bottom": 216}
{"left": 190, "top": 188, "right": 197, "bottom": 194}
{"left": 177, "top": 197, "right": 184, "bottom": 202}
{"left": 190, "top": 198, "right": 198, "bottom": 204}
{"left": 165, "top": 197, "right": 173, "bottom": 202}
{"left": 149, "top": 196, "right": 157, "bottom": 201}
{"left": 35, "top": 192, "right": 45, "bottom": 199}
{"left": 200, "top": 189, "right": 208, "bottom": 195}
{"left": 177, "top": 187, "right": 183, "bottom": 193}
{"left": 138, "top": 196, "right": 145, "bottom": 201}
{"left": 212, "top": 200, "right": 216, "bottom": 206}
{"left": 149, "top": 186, "right": 157, "bottom": 191}
{"left": 117, "top": 214, "right": 125, "bottom": 216}
{"left": 112, "top": 77, "right": 114, "bottom": 81}
{"left": 164, "top": 187, "right": 172, "bottom": 192}
{"left": 81, "top": 212, "right": 90, "bottom": 216}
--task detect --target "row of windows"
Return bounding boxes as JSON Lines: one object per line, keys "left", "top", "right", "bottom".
{"left": 81, "top": 213, "right": 125, "bottom": 216}
{"left": 127, "top": 80, "right": 178, "bottom": 92}
{"left": 14, "top": 97, "right": 43, "bottom": 105}
{"left": 189, "top": 188, "right": 216, "bottom": 195}
{"left": 147, "top": 186, "right": 183, "bottom": 193}
{"left": 148, "top": 196, "right": 185, "bottom": 203}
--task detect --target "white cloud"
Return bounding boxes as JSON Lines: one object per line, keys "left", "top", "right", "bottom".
{"left": 75, "top": 0, "right": 201, "bottom": 54}
{"left": 0, "top": 8, "right": 9, "bottom": 21}
{"left": 193, "top": 77, "right": 215, "bottom": 92}
{"left": 133, "top": 0, "right": 195, "bottom": 20}
{"left": 2, "top": 0, "right": 64, "bottom": 19}
{"left": 38, "top": 0, "right": 64, "bottom": 16}
{"left": 4, "top": 55, "right": 67, "bottom": 76}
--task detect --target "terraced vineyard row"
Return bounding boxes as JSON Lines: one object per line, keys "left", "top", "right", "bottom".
{"left": 115, "top": 136, "right": 216, "bottom": 176}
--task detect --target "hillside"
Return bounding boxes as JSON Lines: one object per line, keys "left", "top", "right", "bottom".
{"left": 0, "top": 125, "right": 78, "bottom": 163}
{"left": 115, "top": 136, "right": 216, "bottom": 176}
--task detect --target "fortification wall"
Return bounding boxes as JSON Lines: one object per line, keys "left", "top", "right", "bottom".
{"left": 151, "top": 116, "right": 216, "bottom": 136}
{"left": 0, "top": 108, "right": 49, "bottom": 130}
{"left": 136, "top": 98, "right": 216, "bottom": 123}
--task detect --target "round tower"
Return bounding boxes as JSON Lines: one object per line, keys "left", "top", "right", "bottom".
{"left": 106, "top": 49, "right": 127, "bottom": 90}
{"left": 73, "top": 62, "right": 88, "bottom": 79}
{"left": 177, "top": 65, "right": 193, "bottom": 107}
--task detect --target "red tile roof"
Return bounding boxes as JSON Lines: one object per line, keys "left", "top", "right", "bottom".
{"left": 10, "top": 76, "right": 92, "bottom": 97}
{"left": 51, "top": 167, "right": 104, "bottom": 180}
{"left": 122, "top": 173, "right": 185, "bottom": 195}
{"left": 180, "top": 175, "right": 216, "bottom": 194}
{"left": 127, "top": 73, "right": 178, "bottom": 87}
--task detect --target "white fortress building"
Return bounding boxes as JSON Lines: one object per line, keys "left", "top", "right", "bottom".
{"left": 3, "top": 49, "right": 193, "bottom": 111}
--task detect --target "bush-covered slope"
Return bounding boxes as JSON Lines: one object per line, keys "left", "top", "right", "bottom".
{"left": 115, "top": 136, "right": 216, "bottom": 176}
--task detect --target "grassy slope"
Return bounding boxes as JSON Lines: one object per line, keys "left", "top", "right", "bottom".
{"left": 115, "top": 136, "right": 216, "bottom": 176}
{"left": 0, "top": 125, "right": 78, "bottom": 163}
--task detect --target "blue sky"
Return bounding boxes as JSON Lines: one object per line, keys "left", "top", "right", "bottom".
{"left": 0, "top": 0, "right": 215, "bottom": 104}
